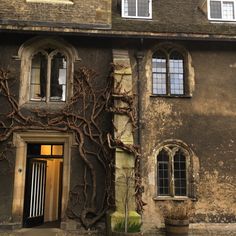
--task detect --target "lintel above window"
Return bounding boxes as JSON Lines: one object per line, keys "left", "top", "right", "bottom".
{"left": 208, "top": 0, "right": 236, "bottom": 21}
{"left": 122, "top": 0, "right": 152, "bottom": 19}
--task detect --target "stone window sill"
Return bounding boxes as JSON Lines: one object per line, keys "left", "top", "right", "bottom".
{"left": 20, "top": 101, "right": 67, "bottom": 111}
{"left": 150, "top": 95, "right": 192, "bottom": 99}
{"left": 153, "top": 196, "right": 189, "bottom": 201}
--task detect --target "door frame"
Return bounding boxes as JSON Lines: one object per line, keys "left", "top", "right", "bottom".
{"left": 12, "top": 131, "right": 75, "bottom": 225}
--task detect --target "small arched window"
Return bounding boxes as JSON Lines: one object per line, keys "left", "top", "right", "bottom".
{"left": 156, "top": 145, "right": 190, "bottom": 198}
{"left": 18, "top": 37, "right": 80, "bottom": 106}
{"left": 152, "top": 48, "right": 186, "bottom": 96}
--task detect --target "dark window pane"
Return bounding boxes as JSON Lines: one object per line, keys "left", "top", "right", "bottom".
{"left": 162, "top": 187, "right": 169, "bottom": 195}
{"left": 157, "top": 149, "right": 169, "bottom": 162}
{"left": 174, "top": 150, "right": 187, "bottom": 196}
{"left": 180, "top": 170, "right": 186, "bottom": 178}
{"left": 50, "top": 53, "right": 67, "bottom": 101}
{"left": 157, "top": 149, "right": 170, "bottom": 196}
{"left": 175, "top": 178, "right": 181, "bottom": 188}
{"left": 27, "top": 144, "right": 41, "bottom": 155}
{"left": 30, "top": 52, "right": 47, "bottom": 101}
{"left": 180, "top": 162, "right": 186, "bottom": 169}
{"left": 164, "top": 179, "right": 169, "bottom": 187}
{"left": 138, "top": 0, "right": 149, "bottom": 17}
{"left": 174, "top": 170, "right": 180, "bottom": 178}
{"left": 163, "top": 169, "right": 169, "bottom": 178}
{"left": 210, "top": 1, "right": 222, "bottom": 18}
{"left": 181, "top": 188, "right": 187, "bottom": 196}
{"left": 174, "top": 162, "right": 179, "bottom": 169}
{"left": 174, "top": 151, "right": 186, "bottom": 162}
{"left": 175, "top": 188, "right": 181, "bottom": 196}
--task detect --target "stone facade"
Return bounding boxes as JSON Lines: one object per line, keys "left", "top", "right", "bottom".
{"left": 138, "top": 41, "right": 236, "bottom": 230}
{"left": 0, "top": 0, "right": 236, "bottom": 235}
{"left": 0, "top": 0, "right": 111, "bottom": 28}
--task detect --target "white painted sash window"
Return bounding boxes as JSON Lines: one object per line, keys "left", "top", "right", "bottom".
{"left": 122, "top": 0, "right": 152, "bottom": 19}
{"left": 208, "top": 0, "right": 236, "bottom": 20}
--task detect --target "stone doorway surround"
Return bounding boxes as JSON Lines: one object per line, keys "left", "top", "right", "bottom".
{"left": 12, "top": 131, "right": 75, "bottom": 226}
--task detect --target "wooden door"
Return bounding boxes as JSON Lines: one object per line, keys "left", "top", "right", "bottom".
{"left": 23, "top": 159, "right": 47, "bottom": 227}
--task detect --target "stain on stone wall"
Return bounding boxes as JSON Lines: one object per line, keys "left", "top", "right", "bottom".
{"left": 136, "top": 41, "right": 236, "bottom": 230}
{"left": 195, "top": 170, "right": 236, "bottom": 223}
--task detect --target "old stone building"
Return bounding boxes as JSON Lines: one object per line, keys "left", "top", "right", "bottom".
{"left": 0, "top": 0, "right": 236, "bottom": 235}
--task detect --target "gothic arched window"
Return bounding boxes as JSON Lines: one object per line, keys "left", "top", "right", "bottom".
{"left": 18, "top": 37, "right": 80, "bottom": 106}
{"left": 152, "top": 46, "right": 191, "bottom": 97}
{"left": 157, "top": 145, "right": 190, "bottom": 197}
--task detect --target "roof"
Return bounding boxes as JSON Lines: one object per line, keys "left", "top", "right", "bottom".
{"left": 1, "top": 0, "right": 236, "bottom": 41}
{"left": 112, "top": 0, "right": 236, "bottom": 38}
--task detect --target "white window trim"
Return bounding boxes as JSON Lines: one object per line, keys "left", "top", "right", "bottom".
{"left": 208, "top": 0, "right": 236, "bottom": 21}
{"left": 121, "top": 0, "right": 152, "bottom": 19}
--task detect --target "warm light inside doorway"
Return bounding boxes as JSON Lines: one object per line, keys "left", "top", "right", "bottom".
{"left": 40, "top": 145, "right": 63, "bottom": 156}
{"left": 41, "top": 145, "right": 51, "bottom": 155}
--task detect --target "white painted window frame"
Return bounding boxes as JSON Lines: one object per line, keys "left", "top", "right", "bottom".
{"left": 208, "top": 0, "right": 236, "bottom": 21}
{"left": 121, "top": 0, "right": 152, "bottom": 19}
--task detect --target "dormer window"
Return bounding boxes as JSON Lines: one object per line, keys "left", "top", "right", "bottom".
{"left": 208, "top": 0, "right": 236, "bottom": 21}
{"left": 122, "top": 0, "right": 152, "bottom": 19}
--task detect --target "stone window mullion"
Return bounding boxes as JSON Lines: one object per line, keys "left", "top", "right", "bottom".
{"left": 46, "top": 56, "right": 50, "bottom": 102}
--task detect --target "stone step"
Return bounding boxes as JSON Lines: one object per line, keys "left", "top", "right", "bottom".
{"left": 0, "top": 228, "right": 61, "bottom": 236}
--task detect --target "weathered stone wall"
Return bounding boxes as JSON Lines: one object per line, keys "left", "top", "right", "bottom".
{"left": 136, "top": 41, "right": 236, "bottom": 230}
{"left": 0, "top": 33, "right": 113, "bottom": 227}
{"left": 0, "top": 0, "right": 111, "bottom": 28}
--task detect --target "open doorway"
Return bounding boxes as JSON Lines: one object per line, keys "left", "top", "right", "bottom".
{"left": 23, "top": 144, "right": 63, "bottom": 228}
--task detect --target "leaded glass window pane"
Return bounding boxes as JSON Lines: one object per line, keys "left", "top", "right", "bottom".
{"left": 152, "top": 51, "right": 167, "bottom": 95}
{"left": 138, "top": 0, "right": 149, "bottom": 17}
{"left": 169, "top": 51, "right": 184, "bottom": 95}
{"left": 157, "top": 150, "right": 170, "bottom": 195}
{"left": 124, "top": 0, "right": 136, "bottom": 16}
{"left": 210, "top": 1, "right": 222, "bottom": 18}
{"left": 222, "top": 1, "right": 234, "bottom": 19}
{"left": 174, "top": 150, "right": 187, "bottom": 196}
{"left": 30, "top": 52, "right": 47, "bottom": 101}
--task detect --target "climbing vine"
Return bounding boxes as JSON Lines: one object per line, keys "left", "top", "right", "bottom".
{"left": 0, "top": 64, "right": 143, "bottom": 229}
